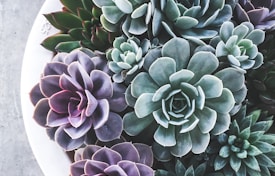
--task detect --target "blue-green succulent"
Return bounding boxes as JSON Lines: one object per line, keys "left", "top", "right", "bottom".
{"left": 123, "top": 37, "right": 246, "bottom": 159}
{"left": 107, "top": 36, "right": 151, "bottom": 83}
{"left": 156, "top": 0, "right": 232, "bottom": 40}
{"left": 92, "top": 0, "right": 152, "bottom": 36}
{"left": 212, "top": 106, "right": 275, "bottom": 176}
{"left": 211, "top": 21, "right": 265, "bottom": 70}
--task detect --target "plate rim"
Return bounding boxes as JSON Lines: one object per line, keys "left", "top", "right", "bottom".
{"left": 20, "top": 0, "right": 71, "bottom": 175}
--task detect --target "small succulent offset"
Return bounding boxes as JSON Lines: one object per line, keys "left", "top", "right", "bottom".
{"left": 212, "top": 106, "right": 275, "bottom": 176}
{"left": 70, "top": 142, "right": 154, "bottom": 176}
{"left": 29, "top": 49, "right": 127, "bottom": 150}
{"left": 92, "top": 0, "right": 152, "bottom": 36}
{"left": 42, "top": 0, "right": 116, "bottom": 53}
{"left": 210, "top": 21, "right": 265, "bottom": 70}
{"left": 158, "top": 0, "right": 232, "bottom": 39}
{"left": 123, "top": 37, "right": 246, "bottom": 159}
{"left": 233, "top": 0, "right": 275, "bottom": 31}
{"left": 107, "top": 36, "right": 151, "bottom": 83}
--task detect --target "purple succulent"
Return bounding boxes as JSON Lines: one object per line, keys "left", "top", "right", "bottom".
{"left": 70, "top": 142, "right": 154, "bottom": 176}
{"left": 29, "top": 49, "right": 127, "bottom": 151}
{"left": 234, "top": 0, "right": 275, "bottom": 30}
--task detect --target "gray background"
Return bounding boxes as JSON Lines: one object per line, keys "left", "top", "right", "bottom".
{"left": 0, "top": 0, "right": 44, "bottom": 175}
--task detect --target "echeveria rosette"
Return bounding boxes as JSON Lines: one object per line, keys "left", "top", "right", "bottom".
{"left": 233, "top": 0, "right": 275, "bottom": 31}
{"left": 107, "top": 36, "right": 151, "bottom": 83}
{"left": 92, "top": 0, "right": 152, "bottom": 36}
{"left": 210, "top": 21, "right": 265, "bottom": 70}
{"left": 41, "top": 0, "right": 116, "bottom": 52}
{"left": 29, "top": 49, "right": 127, "bottom": 151}
{"left": 70, "top": 142, "right": 154, "bottom": 176}
{"left": 157, "top": 0, "right": 232, "bottom": 40}
{"left": 211, "top": 106, "right": 275, "bottom": 176}
{"left": 123, "top": 37, "right": 246, "bottom": 160}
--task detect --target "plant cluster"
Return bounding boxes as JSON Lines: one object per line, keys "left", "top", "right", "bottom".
{"left": 29, "top": 0, "right": 275, "bottom": 175}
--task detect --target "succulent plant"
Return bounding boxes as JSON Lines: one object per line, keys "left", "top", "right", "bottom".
{"left": 41, "top": 0, "right": 116, "bottom": 53}
{"left": 233, "top": 0, "right": 275, "bottom": 31}
{"left": 155, "top": 160, "right": 210, "bottom": 176}
{"left": 247, "top": 60, "right": 275, "bottom": 114}
{"left": 92, "top": 0, "right": 153, "bottom": 36}
{"left": 70, "top": 142, "right": 154, "bottom": 176}
{"left": 156, "top": 0, "right": 232, "bottom": 40}
{"left": 123, "top": 37, "right": 246, "bottom": 159}
{"left": 211, "top": 106, "right": 275, "bottom": 176}
{"left": 107, "top": 36, "right": 151, "bottom": 83}
{"left": 29, "top": 49, "right": 127, "bottom": 151}
{"left": 210, "top": 21, "right": 265, "bottom": 70}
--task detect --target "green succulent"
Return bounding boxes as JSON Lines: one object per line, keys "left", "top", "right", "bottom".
{"left": 92, "top": 0, "right": 152, "bottom": 36}
{"left": 210, "top": 21, "right": 265, "bottom": 70}
{"left": 212, "top": 106, "right": 275, "bottom": 176}
{"left": 41, "top": 0, "right": 116, "bottom": 52}
{"left": 156, "top": 0, "right": 232, "bottom": 40}
{"left": 123, "top": 37, "right": 246, "bottom": 160}
{"left": 107, "top": 36, "right": 151, "bottom": 83}
{"left": 155, "top": 160, "right": 211, "bottom": 176}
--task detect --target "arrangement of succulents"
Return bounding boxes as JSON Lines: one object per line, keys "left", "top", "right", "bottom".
{"left": 29, "top": 0, "right": 275, "bottom": 175}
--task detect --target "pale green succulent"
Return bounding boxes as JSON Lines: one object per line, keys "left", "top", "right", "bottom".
{"left": 107, "top": 36, "right": 151, "bottom": 83}
{"left": 211, "top": 21, "right": 265, "bottom": 70}
{"left": 123, "top": 37, "right": 246, "bottom": 160}
{"left": 92, "top": 0, "right": 152, "bottom": 36}
{"left": 155, "top": 0, "right": 232, "bottom": 40}
{"left": 212, "top": 106, "right": 275, "bottom": 176}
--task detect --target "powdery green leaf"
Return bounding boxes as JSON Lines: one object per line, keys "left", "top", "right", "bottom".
{"left": 243, "top": 156, "right": 261, "bottom": 171}
{"left": 164, "top": 0, "right": 180, "bottom": 21}
{"left": 219, "top": 145, "right": 230, "bottom": 158}
{"left": 170, "top": 132, "right": 192, "bottom": 157}
{"left": 149, "top": 57, "right": 176, "bottom": 86}
{"left": 102, "top": 6, "right": 125, "bottom": 24}
{"left": 128, "top": 17, "right": 148, "bottom": 35}
{"left": 131, "top": 72, "right": 158, "bottom": 98}
{"left": 195, "top": 75, "right": 223, "bottom": 98}
{"left": 175, "top": 16, "right": 199, "bottom": 30}
{"left": 230, "top": 155, "right": 241, "bottom": 172}
{"left": 93, "top": 0, "right": 114, "bottom": 7}
{"left": 190, "top": 127, "right": 210, "bottom": 154}
{"left": 246, "top": 29, "right": 265, "bottom": 45}
{"left": 153, "top": 109, "right": 169, "bottom": 128}
{"left": 196, "top": 107, "right": 217, "bottom": 133}
{"left": 211, "top": 113, "right": 230, "bottom": 135}
{"left": 113, "top": 0, "right": 133, "bottom": 14}
{"left": 131, "top": 3, "right": 148, "bottom": 18}
{"left": 169, "top": 69, "right": 194, "bottom": 87}
{"left": 214, "top": 156, "right": 228, "bottom": 171}
{"left": 135, "top": 93, "right": 161, "bottom": 118}
{"left": 123, "top": 112, "right": 154, "bottom": 136}
{"left": 205, "top": 88, "right": 235, "bottom": 114}
{"left": 152, "top": 84, "right": 172, "bottom": 102}
{"left": 215, "top": 68, "right": 245, "bottom": 92}
{"left": 187, "top": 52, "right": 219, "bottom": 83}
{"left": 154, "top": 125, "right": 176, "bottom": 147}
{"left": 162, "top": 37, "right": 190, "bottom": 70}
{"left": 220, "top": 21, "right": 234, "bottom": 41}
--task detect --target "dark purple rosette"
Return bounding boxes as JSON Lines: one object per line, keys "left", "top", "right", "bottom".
{"left": 70, "top": 142, "right": 154, "bottom": 176}
{"left": 29, "top": 49, "right": 127, "bottom": 151}
{"left": 233, "top": 0, "right": 275, "bottom": 31}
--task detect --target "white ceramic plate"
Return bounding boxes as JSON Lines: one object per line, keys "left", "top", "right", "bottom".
{"left": 21, "top": 0, "right": 71, "bottom": 175}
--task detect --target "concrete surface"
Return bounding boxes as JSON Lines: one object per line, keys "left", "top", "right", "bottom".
{"left": 0, "top": 0, "right": 44, "bottom": 175}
